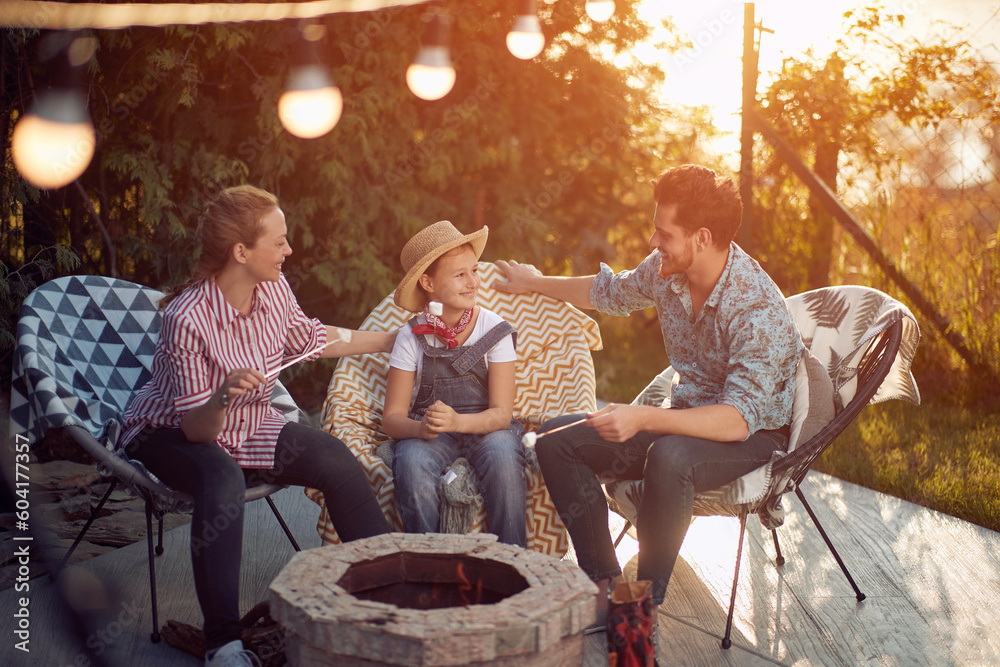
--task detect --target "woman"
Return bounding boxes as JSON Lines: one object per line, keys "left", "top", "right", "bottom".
{"left": 121, "top": 185, "right": 393, "bottom": 666}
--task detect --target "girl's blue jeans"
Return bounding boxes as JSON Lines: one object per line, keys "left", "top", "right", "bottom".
{"left": 393, "top": 423, "right": 527, "bottom": 547}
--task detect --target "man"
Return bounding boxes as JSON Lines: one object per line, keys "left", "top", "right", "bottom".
{"left": 493, "top": 164, "right": 803, "bottom": 617}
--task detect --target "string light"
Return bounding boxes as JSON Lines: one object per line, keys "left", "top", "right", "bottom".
{"left": 11, "top": 33, "right": 96, "bottom": 189}
{"left": 278, "top": 23, "right": 342, "bottom": 138}
{"left": 406, "top": 4, "right": 455, "bottom": 101}
{"left": 585, "top": 0, "right": 615, "bottom": 22}
{"left": 507, "top": 0, "right": 544, "bottom": 60}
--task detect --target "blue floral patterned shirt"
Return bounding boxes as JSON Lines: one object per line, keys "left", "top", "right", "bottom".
{"left": 590, "top": 244, "right": 804, "bottom": 438}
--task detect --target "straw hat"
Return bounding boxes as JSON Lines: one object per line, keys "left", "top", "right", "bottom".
{"left": 393, "top": 220, "right": 489, "bottom": 312}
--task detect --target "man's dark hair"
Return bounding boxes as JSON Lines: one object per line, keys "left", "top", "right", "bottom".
{"left": 652, "top": 165, "right": 742, "bottom": 249}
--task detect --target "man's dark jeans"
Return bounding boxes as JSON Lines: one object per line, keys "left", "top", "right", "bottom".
{"left": 535, "top": 414, "right": 788, "bottom": 604}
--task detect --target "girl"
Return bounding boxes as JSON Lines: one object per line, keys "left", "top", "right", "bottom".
{"left": 383, "top": 220, "right": 526, "bottom": 547}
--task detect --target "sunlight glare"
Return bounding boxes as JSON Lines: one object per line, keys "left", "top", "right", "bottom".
{"left": 680, "top": 515, "right": 742, "bottom": 568}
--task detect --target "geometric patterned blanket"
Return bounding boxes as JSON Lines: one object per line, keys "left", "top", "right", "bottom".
{"left": 9, "top": 275, "right": 163, "bottom": 449}
{"left": 9, "top": 275, "right": 304, "bottom": 514}
{"left": 305, "top": 262, "right": 603, "bottom": 557}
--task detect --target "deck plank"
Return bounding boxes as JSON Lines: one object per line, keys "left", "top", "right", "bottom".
{"left": 2, "top": 485, "right": 322, "bottom": 667}
{"left": 657, "top": 472, "right": 1000, "bottom": 666}
{"left": 4, "top": 472, "right": 1000, "bottom": 666}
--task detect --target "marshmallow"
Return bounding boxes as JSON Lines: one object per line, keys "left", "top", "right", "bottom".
{"left": 337, "top": 327, "right": 352, "bottom": 343}
{"left": 521, "top": 432, "right": 538, "bottom": 447}
{"left": 428, "top": 301, "right": 444, "bottom": 316}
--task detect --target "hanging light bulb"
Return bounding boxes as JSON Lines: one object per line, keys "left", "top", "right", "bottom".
{"left": 507, "top": 0, "right": 545, "bottom": 60}
{"left": 12, "top": 33, "right": 96, "bottom": 189}
{"left": 278, "top": 65, "right": 343, "bottom": 139}
{"left": 12, "top": 90, "right": 96, "bottom": 190}
{"left": 407, "top": 6, "right": 455, "bottom": 101}
{"left": 585, "top": 0, "right": 616, "bottom": 22}
{"left": 278, "top": 23, "right": 342, "bottom": 139}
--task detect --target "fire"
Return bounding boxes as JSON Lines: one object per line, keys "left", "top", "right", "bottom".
{"left": 456, "top": 561, "right": 484, "bottom": 606}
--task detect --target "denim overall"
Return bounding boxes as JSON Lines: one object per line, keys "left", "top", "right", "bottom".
{"left": 393, "top": 317, "right": 527, "bottom": 546}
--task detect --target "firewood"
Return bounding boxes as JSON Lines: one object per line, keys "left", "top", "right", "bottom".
{"left": 162, "top": 602, "right": 287, "bottom": 666}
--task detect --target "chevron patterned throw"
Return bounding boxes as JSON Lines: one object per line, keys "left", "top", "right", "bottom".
{"left": 305, "top": 262, "right": 603, "bottom": 557}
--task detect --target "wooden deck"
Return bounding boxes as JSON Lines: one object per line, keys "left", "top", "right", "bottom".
{"left": 3, "top": 471, "right": 999, "bottom": 666}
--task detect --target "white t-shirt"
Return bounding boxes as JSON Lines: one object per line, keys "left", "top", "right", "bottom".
{"left": 389, "top": 307, "right": 517, "bottom": 390}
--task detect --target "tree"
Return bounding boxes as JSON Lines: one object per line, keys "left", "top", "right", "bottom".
{"left": 753, "top": 5, "right": 1000, "bottom": 395}
{"left": 1, "top": 0, "right": 676, "bottom": 406}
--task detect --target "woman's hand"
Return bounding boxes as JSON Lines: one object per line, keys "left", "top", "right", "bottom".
{"left": 421, "top": 400, "right": 459, "bottom": 436}
{"left": 322, "top": 328, "right": 398, "bottom": 358}
{"left": 213, "top": 368, "right": 265, "bottom": 410}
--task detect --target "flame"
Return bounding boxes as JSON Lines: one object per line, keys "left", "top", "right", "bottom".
{"left": 456, "top": 561, "right": 484, "bottom": 606}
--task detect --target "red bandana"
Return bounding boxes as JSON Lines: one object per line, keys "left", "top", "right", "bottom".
{"left": 410, "top": 306, "right": 474, "bottom": 349}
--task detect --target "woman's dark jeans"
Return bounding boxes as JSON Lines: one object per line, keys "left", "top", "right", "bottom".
{"left": 534, "top": 414, "right": 788, "bottom": 604}
{"left": 129, "top": 421, "right": 389, "bottom": 651}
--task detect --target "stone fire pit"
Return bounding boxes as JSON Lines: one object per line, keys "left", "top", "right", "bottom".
{"left": 269, "top": 533, "right": 597, "bottom": 666}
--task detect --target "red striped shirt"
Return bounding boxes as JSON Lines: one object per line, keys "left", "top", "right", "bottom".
{"left": 121, "top": 275, "right": 326, "bottom": 468}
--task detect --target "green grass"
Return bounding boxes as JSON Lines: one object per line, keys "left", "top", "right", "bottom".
{"left": 814, "top": 400, "right": 1000, "bottom": 533}
{"left": 594, "top": 320, "right": 1000, "bottom": 534}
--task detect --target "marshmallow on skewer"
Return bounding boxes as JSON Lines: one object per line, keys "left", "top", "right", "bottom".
{"left": 521, "top": 417, "right": 588, "bottom": 447}
{"left": 336, "top": 327, "right": 352, "bottom": 343}
{"left": 428, "top": 301, "right": 444, "bottom": 316}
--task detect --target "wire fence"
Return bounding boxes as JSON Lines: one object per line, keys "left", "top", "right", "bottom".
{"left": 750, "top": 20, "right": 1000, "bottom": 394}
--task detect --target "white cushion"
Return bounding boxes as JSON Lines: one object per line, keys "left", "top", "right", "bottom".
{"left": 787, "top": 349, "right": 836, "bottom": 453}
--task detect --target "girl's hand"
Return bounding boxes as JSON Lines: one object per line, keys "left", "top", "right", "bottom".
{"left": 421, "top": 400, "right": 458, "bottom": 435}
{"left": 214, "top": 368, "right": 265, "bottom": 410}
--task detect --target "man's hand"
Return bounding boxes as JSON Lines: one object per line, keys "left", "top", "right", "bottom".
{"left": 421, "top": 400, "right": 459, "bottom": 436}
{"left": 492, "top": 259, "right": 543, "bottom": 295}
{"left": 492, "top": 260, "right": 596, "bottom": 309}
{"left": 586, "top": 403, "right": 643, "bottom": 443}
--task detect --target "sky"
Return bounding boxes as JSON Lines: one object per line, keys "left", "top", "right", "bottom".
{"left": 633, "top": 0, "right": 1000, "bottom": 160}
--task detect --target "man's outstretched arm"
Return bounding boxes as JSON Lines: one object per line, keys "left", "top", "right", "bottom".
{"left": 492, "top": 259, "right": 597, "bottom": 310}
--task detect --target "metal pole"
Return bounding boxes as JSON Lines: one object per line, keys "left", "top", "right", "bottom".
{"left": 739, "top": 3, "right": 757, "bottom": 253}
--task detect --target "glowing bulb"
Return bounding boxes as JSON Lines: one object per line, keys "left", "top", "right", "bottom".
{"left": 507, "top": 15, "right": 545, "bottom": 60}
{"left": 12, "top": 89, "right": 95, "bottom": 189}
{"left": 585, "top": 0, "right": 616, "bottom": 22}
{"left": 406, "top": 46, "right": 456, "bottom": 101}
{"left": 278, "top": 65, "right": 343, "bottom": 139}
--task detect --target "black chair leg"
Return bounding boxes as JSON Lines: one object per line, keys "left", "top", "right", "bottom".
{"left": 613, "top": 520, "right": 631, "bottom": 548}
{"left": 722, "top": 510, "right": 748, "bottom": 649}
{"left": 54, "top": 478, "right": 118, "bottom": 577}
{"left": 145, "top": 501, "right": 161, "bottom": 643}
{"left": 266, "top": 495, "right": 301, "bottom": 552}
{"left": 795, "top": 487, "right": 865, "bottom": 601}
{"left": 772, "top": 529, "right": 785, "bottom": 566}
{"left": 156, "top": 516, "right": 164, "bottom": 556}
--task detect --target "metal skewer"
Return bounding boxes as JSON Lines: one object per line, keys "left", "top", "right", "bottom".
{"left": 264, "top": 328, "right": 351, "bottom": 379}
{"left": 221, "top": 329, "right": 352, "bottom": 407}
